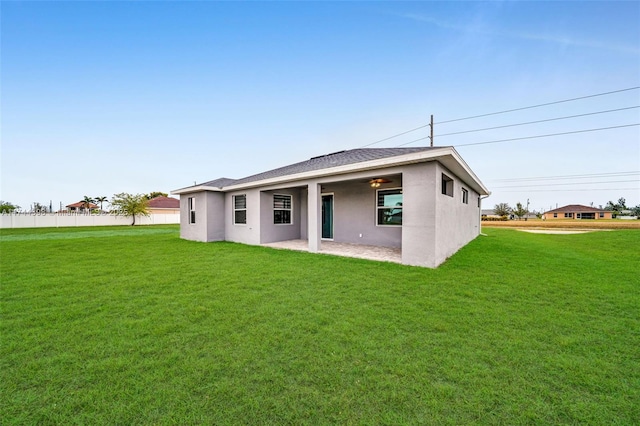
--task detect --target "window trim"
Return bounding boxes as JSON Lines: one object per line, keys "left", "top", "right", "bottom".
{"left": 188, "top": 197, "right": 196, "bottom": 224}
{"left": 462, "top": 187, "right": 469, "bottom": 204}
{"left": 273, "top": 193, "right": 293, "bottom": 225}
{"left": 233, "top": 194, "right": 247, "bottom": 225}
{"left": 442, "top": 174, "right": 454, "bottom": 197}
{"left": 376, "top": 187, "right": 403, "bottom": 227}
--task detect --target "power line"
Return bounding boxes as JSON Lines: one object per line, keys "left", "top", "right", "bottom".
{"left": 356, "top": 86, "right": 640, "bottom": 149}
{"left": 435, "top": 106, "right": 640, "bottom": 138}
{"left": 490, "top": 171, "right": 640, "bottom": 182}
{"left": 395, "top": 123, "right": 640, "bottom": 147}
{"left": 395, "top": 135, "right": 431, "bottom": 147}
{"left": 452, "top": 123, "right": 640, "bottom": 147}
{"left": 491, "top": 179, "right": 640, "bottom": 189}
{"left": 359, "top": 124, "right": 429, "bottom": 148}
{"left": 435, "top": 86, "right": 640, "bottom": 124}
{"left": 500, "top": 187, "right": 639, "bottom": 192}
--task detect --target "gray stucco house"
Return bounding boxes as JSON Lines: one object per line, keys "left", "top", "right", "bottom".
{"left": 172, "top": 146, "right": 489, "bottom": 268}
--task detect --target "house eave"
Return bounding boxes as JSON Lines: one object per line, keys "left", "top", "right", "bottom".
{"left": 441, "top": 148, "right": 490, "bottom": 196}
{"left": 225, "top": 147, "right": 490, "bottom": 195}
{"left": 171, "top": 185, "right": 224, "bottom": 195}
{"left": 171, "top": 146, "right": 490, "bottom": 196}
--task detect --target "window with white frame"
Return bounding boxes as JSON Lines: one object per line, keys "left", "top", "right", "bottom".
{"left": 273, "top": 194, "right": 292, "bottom": 224}
{"left": 462, "top": 188, "right": 469, "bottom": 204}
{"left": 377, "top": 188, "right": 402, "bottom": 226}
{"left": 442, "top": 174, "right": 454, "bottom": 197}
{"left": 188, "top": 197, "right": 196, "bottom": 224}
{"left": 233, "top": 194, "right": 246, "bottom": 224}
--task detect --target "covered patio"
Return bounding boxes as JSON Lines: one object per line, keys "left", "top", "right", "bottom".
{"left": 262, "top": 239, "right": 402, "bottom": 264}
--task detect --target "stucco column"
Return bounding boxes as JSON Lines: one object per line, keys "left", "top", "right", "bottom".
{"left": 307, "top": 182, "right": 321, "bottom": 252}
{"left": 402, "top": 165, "right": 437, "bottom": 267}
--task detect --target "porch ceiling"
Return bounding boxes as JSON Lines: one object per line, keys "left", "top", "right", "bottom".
{"left": 320, "top": 172, "right": 402, "bottom": 190}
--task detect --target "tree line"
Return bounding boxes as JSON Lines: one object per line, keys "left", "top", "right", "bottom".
{"left": 0, "top": 192, "right": 171, "bottom": 225}
{"left": 491, "top": 197, "right": 640, "bottom": 220}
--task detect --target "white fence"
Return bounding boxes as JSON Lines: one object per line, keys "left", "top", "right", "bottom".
{"left": 0, "top": 212, "right": 180, "bottom": 229}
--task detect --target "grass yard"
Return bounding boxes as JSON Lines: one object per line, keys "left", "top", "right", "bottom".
{"left": 1, "top": 225, "right": 639, "bottom": 424}
{"left": 482, "top": 218, "right": 640, "bottom": 230}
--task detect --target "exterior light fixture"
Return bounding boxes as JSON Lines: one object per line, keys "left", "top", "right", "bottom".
{"left": 369, "top": 178, "right": 390, "bottom": 188}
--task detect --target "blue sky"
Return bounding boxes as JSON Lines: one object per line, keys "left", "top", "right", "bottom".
{"left": 2, "top": 1, "right": 639, "bottom": 213}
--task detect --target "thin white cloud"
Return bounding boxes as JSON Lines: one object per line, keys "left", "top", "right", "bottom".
{"left": 509, "top": 31, "right": 640, "bottom": 55}
{"left": 398, "top": 12, "right": 640, "bottom": 55}
{"left": 398, "top": 13, "right": 472, "bottom": 32}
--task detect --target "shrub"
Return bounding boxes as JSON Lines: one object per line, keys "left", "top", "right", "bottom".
{"left": 482, "top": 216, "right": 508, "bottom": 221}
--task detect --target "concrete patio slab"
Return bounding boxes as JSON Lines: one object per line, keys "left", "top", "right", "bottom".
{"left": 263, "top": 239, "right": 402, "bottom": 264}
{"left": 518, "top": 229, "right": 598, "bottom": 234}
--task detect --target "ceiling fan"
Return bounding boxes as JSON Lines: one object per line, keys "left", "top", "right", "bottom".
{"left": 368, "top": 178, "right": 391, "bottom": 188}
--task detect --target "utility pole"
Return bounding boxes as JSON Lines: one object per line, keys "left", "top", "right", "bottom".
{"left": 429, "top": 114, "right": 434, "bottom": 147}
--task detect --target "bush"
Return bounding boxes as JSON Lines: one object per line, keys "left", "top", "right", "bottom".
{"left": 481, "top": 216, "right": 508, "bottom": 221}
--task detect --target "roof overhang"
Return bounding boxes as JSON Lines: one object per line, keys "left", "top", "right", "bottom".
{"left": 172, "top": 147, "right": 490, "bottom": 196}
{"left": 172, "top": 184, "right": 223, "bottom": 195}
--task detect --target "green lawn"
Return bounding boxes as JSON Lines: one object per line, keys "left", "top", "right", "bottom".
{"left": 1, "top": 225, "right": 639, "bottom": 424}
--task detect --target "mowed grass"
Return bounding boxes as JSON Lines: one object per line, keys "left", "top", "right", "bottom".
{"left": 1, "top": 225, "right": 639, "bottom": 424}
{"left": 483, "top": 219, "right": 640, "bottom": 230}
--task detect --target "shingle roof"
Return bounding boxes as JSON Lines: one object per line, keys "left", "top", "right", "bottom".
{"left": 148, "top": 196, "right": 180, "bottom": 209}
{"left": 202, "top": 147, "right": 441, "bottom": 188}
{"left": 545, "top": 204, "right": 607, "bottom": 214}
{"left": 201, "top": 177, "right": 241, "bottom": 188}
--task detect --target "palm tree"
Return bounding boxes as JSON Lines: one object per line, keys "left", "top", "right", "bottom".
{"left": 95, "top": 196, "right": 108, "bottom": 212}
{"left": 82, "top": 196, "right": 95, "bottom": 213}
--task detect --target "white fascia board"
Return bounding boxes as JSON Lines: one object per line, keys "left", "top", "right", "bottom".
{"left": 171, "top": 185, "right": 223, "bottom": 195}
{"left": 443, "top": 148, "right": 490, "bottom": 196}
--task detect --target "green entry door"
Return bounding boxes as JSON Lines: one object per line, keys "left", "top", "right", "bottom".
{"left": 322, "top": 194, "right": 333, "bottom": 239}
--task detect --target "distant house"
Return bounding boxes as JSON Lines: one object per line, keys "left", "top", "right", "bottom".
{"left": 521, "top": 212, "right": 539, "bottom": 220}
{"left": 172, "top": 146, "right": 490, "bottom": 268}
{"left": 481, "top": 209, "right": 501, "bottom": 218}
{"left": 66, "top": 201, "right": 98, "bottom": 213}
{"left": 148, "top": 196, "right": 180, "bottom": 214}
{"left": 543, "top": 204, "right": 612, "bottom": 220}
